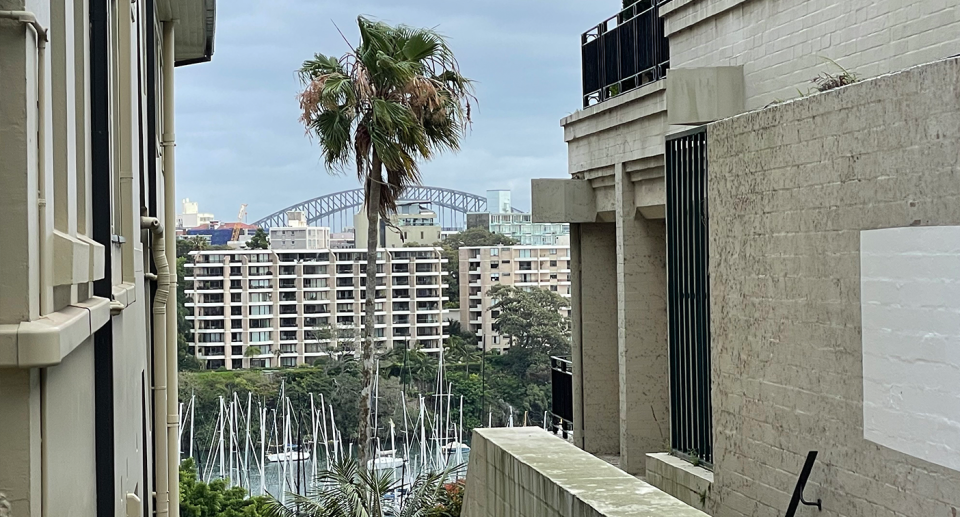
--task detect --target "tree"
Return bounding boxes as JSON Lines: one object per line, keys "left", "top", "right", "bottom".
{"left": 179, "top": 458, "right": 270, "bottom": 517}
{"left": 247, "top": 228, "right": 270, "bottom": 250}
{"left": 264, "top": 458, "right": 449, "bottom": 517}
{"left": 439, "top": 228, "right": 516, "bottom": 308}
{"left": 487, "top": 285, "right": 571, "bottom": 378}
{"left": 298, "top": 16, "right": 474, "bottom": 464}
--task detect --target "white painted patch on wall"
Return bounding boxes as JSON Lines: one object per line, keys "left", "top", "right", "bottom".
{"left": 861, "top": 226, "right": 960, "bottom": 473}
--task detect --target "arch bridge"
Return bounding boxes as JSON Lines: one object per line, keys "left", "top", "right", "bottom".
{"left": 252, "top": 186, "right": 521, "bottom": 232}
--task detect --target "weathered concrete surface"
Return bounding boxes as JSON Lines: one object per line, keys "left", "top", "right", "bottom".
{"left": 462, "top": 427, "right": 708, "bottom": 517}
{"left": 708, "top": 57, "right": 960, "bottom": 517}
{"left": 645, "top": 453, "right": 714, "bottom": 511}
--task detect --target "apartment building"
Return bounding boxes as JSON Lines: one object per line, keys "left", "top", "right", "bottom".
{"left": 185, "top": 247, "right": 449, "bottom": 369}
{"left": 459, "top": 246, "right": 571, "bottom": 351}
{"left": 0, "top": 1, "right": 215, "bottom": 516}
{"left": 269, "top": 212, "right": 331, "bottom": 250}
{"left": 354, "top": 200, "right": 443, "bottom": 247}
{"left": 465, "top": 1, "right": 960, "bottom": 517}
{"left": 467, "top": 190, "right": 570, "bottom": 246}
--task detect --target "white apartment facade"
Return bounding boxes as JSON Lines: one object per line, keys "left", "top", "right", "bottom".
{"left": 459, "top": 245, "right": 571, "bottom": 351}
{"left": 185, "top": 247, "right": 449, "bottom": 369}
{"left": 269, "top": 226, "right": 331, "bottom": 250}
{"left": 0, "top": 1, "right": 215, "bottom": 516}
{"left": 354, "top": 201, "right": 443, "bottom": 247}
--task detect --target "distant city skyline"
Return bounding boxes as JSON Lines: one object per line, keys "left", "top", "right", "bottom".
{"left": 173, "top": 0, "right": 617, "bottom": 223}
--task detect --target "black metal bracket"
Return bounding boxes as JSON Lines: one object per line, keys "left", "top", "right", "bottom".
{"left": 786, "top": 451, "right": 822, "bottom": 516}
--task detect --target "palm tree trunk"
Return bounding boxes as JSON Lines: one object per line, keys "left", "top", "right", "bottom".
{"left": 360, "top": 154, "right": 383, "bottom": 467}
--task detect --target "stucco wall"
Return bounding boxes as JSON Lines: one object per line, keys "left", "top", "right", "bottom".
{"left": 707, "top": 57, "right": 960, "bottom": 517}
{"left": 462, "top": 427, "right": 709, "bottom": 517}
{"left": 664, "top": 0, "right": 960, "bottom": 111}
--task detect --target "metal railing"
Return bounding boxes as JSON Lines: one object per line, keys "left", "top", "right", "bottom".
{"left": 581, "top": 0, "right": 670, "bottom": 108}
{"left": 666, "top": 126, "right": 713, "bottom": 466}
{"left": 549, "top": 356, "right": 574, "bottom": 438}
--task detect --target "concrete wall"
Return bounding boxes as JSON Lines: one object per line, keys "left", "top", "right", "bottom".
{"left": 662, "top": 0, "right": 960, "bottom": 111}
{"left": 462, "top": 427, "right": 709, "bottom": 517}
{"left": 707, "top": 57, "right": 960, "bottom": 517}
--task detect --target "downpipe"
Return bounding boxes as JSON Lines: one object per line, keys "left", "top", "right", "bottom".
{"left": 142, "top": 216, "right": 170, "bottom": 517}
{"left": 161, "top": 21, "right": 181, "bottom": 517}
{"left": 0, "top": 11, "right": 52, "bottom": 315}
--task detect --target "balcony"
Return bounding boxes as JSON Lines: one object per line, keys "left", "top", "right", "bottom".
{"left": 581, "top": 0, "right": 669, "bottom": 108}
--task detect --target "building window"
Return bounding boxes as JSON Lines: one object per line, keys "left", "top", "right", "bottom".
{"left": 550, "top": 285, "right": 558, "bottom": 292}
{"left": 280, "top": 357, "right": 297, "bottom": 367}
{"left": 550, "top": 260, "right": 557, "bottom": 267}
{"left": 490, "top": 248, "right": 499, "bottom": 256}
{"left": 518, "top": 249, "right": 531, "bottom": 258}
{"left": 550, "top": 248, "right": 557, "bottom": 255}
{"left": 490, "top": 273, "right": 500, "bottom": 281}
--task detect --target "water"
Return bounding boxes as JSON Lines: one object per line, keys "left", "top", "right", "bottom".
{"left": 193, "top": 449, "right": 470, "bottom": 500}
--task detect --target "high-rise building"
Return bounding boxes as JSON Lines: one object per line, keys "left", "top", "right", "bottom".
{"left": 269, "top": 211, "right": 331, "bottom": 250}
{"left": 177, "top": 198, "right": 215, "bottom": 229}
{"left": 354, "top": 200, "right": 443, "bottom": 247}
{"left": 468, "top": 190, "right": 570, "bottom": 245}
{"left": 459, "top": 245, "right": 571, "bottom": 351}
{"left": 185, "top": 247, "right": 449, "bottom": 369}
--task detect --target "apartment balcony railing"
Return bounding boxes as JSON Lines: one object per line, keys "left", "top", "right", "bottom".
{"left": 549, "top": 356, "right": 574, "bottom": 438}
{"left": 581, "top": 0, "right": 670, "bottom": 108}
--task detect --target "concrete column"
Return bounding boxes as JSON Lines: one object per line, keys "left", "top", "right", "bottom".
{"left": 615, "top": 163, "right": 670, "bottom": 475}
{"left": 0, "top": 369, "right": 42, "bottom": 517}
{"left": 571, "top": 223, "right": 619, "bottom": 455}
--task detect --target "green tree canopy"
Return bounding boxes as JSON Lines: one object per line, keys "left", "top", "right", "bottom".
{"left": 487, "top": 284, "right": 571, "bottom": 379}
{"left": 246, "top": 228, "right": 270, "bottom": 250}
{"left": 180, "top": 458, "right": 270, "bottom": 517}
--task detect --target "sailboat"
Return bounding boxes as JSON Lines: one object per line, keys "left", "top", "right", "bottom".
{"left": 267, "top": 445, "right": 310, "bottom": 463}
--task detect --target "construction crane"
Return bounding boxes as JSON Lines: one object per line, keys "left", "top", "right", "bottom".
{"left": 231, "top": 203, "right": 248, "bottom": 243}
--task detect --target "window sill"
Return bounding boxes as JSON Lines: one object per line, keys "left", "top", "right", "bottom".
{"left": 0, "top": 296, "right": 111, "bottom": 367}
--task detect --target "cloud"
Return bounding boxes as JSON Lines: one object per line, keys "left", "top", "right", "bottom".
{"left": 175, "top": 0, "right": 614, "bottom": 224}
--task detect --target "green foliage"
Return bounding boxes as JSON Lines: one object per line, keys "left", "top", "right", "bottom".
{"left": 246, "top": 228, "right": 270, "bottom": 250}
{"left": 487, "top": 285, "right": 570, "bottom": 355}
{"left": 426, "top": 480, "right": 466, "bottom": 517}
{"left": 264, "top": 458, "right": 453, "bottom": 517}
{"left": 179, "top": 458, "right": 270, "bottom": 517}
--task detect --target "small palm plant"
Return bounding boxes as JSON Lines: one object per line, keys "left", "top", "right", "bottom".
{"left": 264, "top": 458, "right": 450, "bottom": 517}
{"left": 298, "top": 16, "right": 474, "bottom": 465}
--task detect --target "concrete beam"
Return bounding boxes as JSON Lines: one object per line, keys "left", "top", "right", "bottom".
{"left": 667, "top": 67, "right": 745, "bottom": 126}
{"left": 531, "top": 178, "right": 596, "bottom": 223}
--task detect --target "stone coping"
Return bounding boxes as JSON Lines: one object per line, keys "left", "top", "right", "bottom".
{"left": 471, "top": 428, "right": 708, "bottom": 516}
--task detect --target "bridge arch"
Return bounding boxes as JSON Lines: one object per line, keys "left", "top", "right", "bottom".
{"left": 251, "top": 186, "right": 520, "bottom": 231}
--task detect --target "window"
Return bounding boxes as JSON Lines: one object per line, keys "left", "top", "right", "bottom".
{"left": 518, "top": 249, "right": 531, "bottom": 258}
{"left": 550, "top": 249, "right": 557, "bottom": 255}
{"left": 231, "top": 293, "right": 241, "bottom": 303}
{"left": 550, "top": 285, "right": 558, "bottom": 292}
{"left": 550, "top": 274, "right": 558, "bottom": 279}
{"left": 550, "top": 260, "right": 558, "bottom": 267}
{"left": 490, "top": 262, "right": 499, "bottom": 269}
{"left": 337, "top": 303, "right": 353, "bottom": 313}
{"left": 249, "top": 292, "right": 272, "bottom": 303}
{"left": 249, "top": 279, "right": 271, "bottom": 289}
{"left": 280, "top": 357, "right": 297, "bottom": 367}
{"left": 249, "top": 305, "right": 272, "bottom": 316}
{"left": 250, "top": 331, "right": 270, "bottom": 343}
{"left": 490, "top": 248, "right": 499, "bottom": 257}
{"left": 490, "top": 273, "right": 500, "bottom": 281}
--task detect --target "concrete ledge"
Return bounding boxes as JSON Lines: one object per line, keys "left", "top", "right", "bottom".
{"left": 0, "top": 296, "right": 111, "bottom": 367}
{"left": 532, "top": 178, "right": 596, "bottom": 223}
{"left": 645, "top": 453, "right": 713, "bottom": 511}
{"left": 666, "top": 67, "right": 745, "bottom": 126}
{"left": 463, "top": 427, "right": 708, "bottom": 517}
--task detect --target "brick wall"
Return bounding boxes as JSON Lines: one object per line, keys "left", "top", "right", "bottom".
{"left": 707, "top": 57, "right": 960, "bottom": 517}
{"left": 665, "top": 0, "right": 960, "bottom": 111}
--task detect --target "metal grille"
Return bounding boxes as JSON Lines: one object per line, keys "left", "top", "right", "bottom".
{"left": 550, "top": 356, "right": 574, "bottom": 438}
{"left": 581, "top": 0, "right": 670, "bottom": 108}
{"left": 665, "top": 126, "right": 713, "bottom": 465}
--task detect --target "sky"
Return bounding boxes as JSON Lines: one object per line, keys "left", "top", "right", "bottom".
{"left": 175, "top": 0, "right": 616, "bottom": 223}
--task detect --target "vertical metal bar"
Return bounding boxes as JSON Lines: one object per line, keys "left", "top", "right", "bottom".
{"left": 700, "top": 130, "right": 712, "bottom": 462}
{"left": 692, "top": 132, "right": 704, "bottom": 459}
{"left": 666, "top": 139, "right": 678, "bottom": 451}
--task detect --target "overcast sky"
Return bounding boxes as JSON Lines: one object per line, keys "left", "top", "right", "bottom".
{"left": 175, "top": 0, "right": 615, "bottom": 223}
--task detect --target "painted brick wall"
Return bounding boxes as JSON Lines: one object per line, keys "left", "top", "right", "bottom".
{"left": 707, "top": 57, "right": 960, "bottom": 517}
{"left": 665, "top": 0, "right": 960, "bottom": 111}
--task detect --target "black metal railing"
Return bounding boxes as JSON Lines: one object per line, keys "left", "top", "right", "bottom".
{"left": 666, "top": 126, "right": 713, "bottom": 466}
{"left": 549, "top": 356, "right": 574, "bottom": 438}
{"left": 581, "top": 0, "right": 670, "bottom": 108}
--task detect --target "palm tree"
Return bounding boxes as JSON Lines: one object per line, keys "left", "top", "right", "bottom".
{"left": 264, "top": 458, "right": 448, "bottom": 517}
{"left": 298, "top": 16, "right": 473, "bottom": 464}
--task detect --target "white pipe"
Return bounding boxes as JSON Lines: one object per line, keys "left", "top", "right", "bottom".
{"left": 142, "top": 216, "right": 170, "bottom": 517}
{"left": 161, "top": 21, "right": 181, "bottom": 517}
{"left": 0, "top": 11, "right": 51, "bottom": 315}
